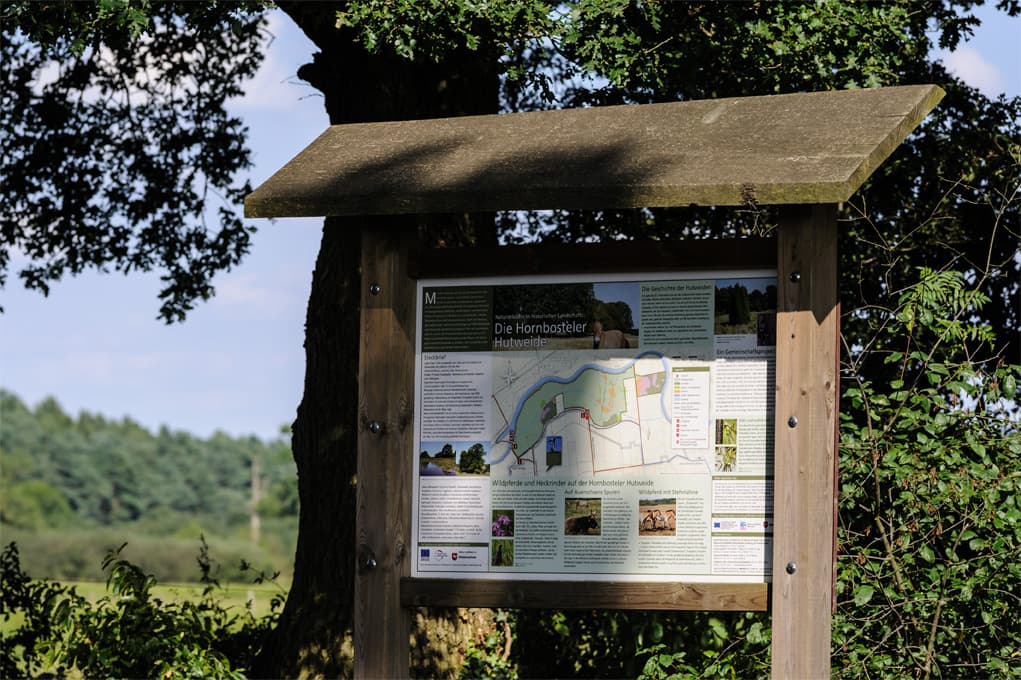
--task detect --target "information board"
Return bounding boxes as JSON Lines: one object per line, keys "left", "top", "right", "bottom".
{"left": 412, "top": 270, "right": 776, "bottom": 583}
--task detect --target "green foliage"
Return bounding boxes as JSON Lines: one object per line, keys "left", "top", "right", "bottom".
{"left": 1, "top": 540, "right": 281, "bottom": 678}
{"left": 542, "top": 1, "right": 990, "bottom": 101}
{"left": 335, "top": 0, "right": 552, "bottom": 63}
{"left": 593, "top": 299, "right": 633, "bottom": 332}
{"left": 835, "top": 265, "right": 1021, "bottom": 677}
{"left": 0, "top": 390, "right": 296, "bottom": 525}
{"left": 636, "top": 613, "right": 770, "bottom": 680}
{"left": 3, "top": 526, "right": 282, "bottom": 584}
{"left": 6, "top": 0, "right": 157, "bottom": 55}
{"left": 513, "top": 609, "right": 769, "bottom": 678}
{"left": 636, "top": 643, "right": 696, "bottom": 680}
{"left": 1, "top": 479, "right": 75, "bottom": 530}
{"left": 1, "top": 1, "right": 268, "bottom": 321}
{"left": 1, "top": 542, "right": 74, "bottom": 679}
{"left": 0, "top": 390, "right": 298, "bottom": 580}
{"left": 494, "top": 283, "right": 596, "bottom": 328}
{"left": 334, "top": 1, "right": 987, "bottom": 104}
{"left": 725, "top": 284, "right": 751, "bottom": 326}
{"left": 461, "top": 609, "right": 518, "bottom": 679}
{"left": 459, "top": 443, "right": 488, "bottom": 474}
{"left": 897, "top": 267, "right": 996, "bottom": 347}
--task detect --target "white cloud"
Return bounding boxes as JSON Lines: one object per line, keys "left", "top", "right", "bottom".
{"left": 209, "top": 263, "right": 313, "bottom": 321}
{"left": 938, "top": 46, "right": 1007, "bottom": 97}
{"left": 213, "top": 272, "right": 276, "bottom": 305}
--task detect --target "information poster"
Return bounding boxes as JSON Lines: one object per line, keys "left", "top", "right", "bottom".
{"left": 412, "top": 271, "right": 776, "bottom": 583}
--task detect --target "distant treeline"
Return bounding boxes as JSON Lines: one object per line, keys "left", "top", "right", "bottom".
{"left": 0, "top": 390, "right": 298, "bottom": 582}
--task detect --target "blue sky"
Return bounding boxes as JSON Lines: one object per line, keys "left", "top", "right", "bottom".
{"left": 1, "top": 7, "right": 1018, "bottom": 441}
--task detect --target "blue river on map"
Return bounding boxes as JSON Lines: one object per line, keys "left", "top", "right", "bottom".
{"left": 491, "top": 350, "right": 673, "bottom": 465}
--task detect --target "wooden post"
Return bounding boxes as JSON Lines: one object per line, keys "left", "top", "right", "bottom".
{"left": 355, "top": 221, "right": 416, "bottom": 679}
{"left": 771, "top": 204, "right": 840, "bottom": 678}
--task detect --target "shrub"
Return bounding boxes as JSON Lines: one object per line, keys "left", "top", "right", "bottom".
{"left": 833, "top": 268, "right": 1021, "bottom": 677}
{"left": 0, "top": 480, "right": 76, "bottom": 530}
{"left": 0, "top": 539, "right": 282, "bottom": 678}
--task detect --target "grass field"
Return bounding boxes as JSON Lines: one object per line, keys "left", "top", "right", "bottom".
{"left": 427, "top": 456, "right": 457, "bottom": 473}
{"left": 68, "top": 579, "right": 287, "bottom": 618}
{"left": 2, "top": 579, "right": 286, "bottom": 637}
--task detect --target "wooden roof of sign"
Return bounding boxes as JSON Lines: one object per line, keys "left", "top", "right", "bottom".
{"left": 244, "top": 84, "right": 943, "bottom": 217}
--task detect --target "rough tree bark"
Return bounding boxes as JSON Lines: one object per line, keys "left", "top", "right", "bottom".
{"left": 252, "top": 4, "right": 499, "bottom": 677}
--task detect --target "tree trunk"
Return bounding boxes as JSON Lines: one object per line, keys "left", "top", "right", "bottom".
{"left": 252, "top": 4, "right": 499, "bottom": 677}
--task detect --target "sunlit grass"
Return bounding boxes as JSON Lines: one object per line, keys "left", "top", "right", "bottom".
{"left": 1, "top": 579, "right": 287, "bottom": 638}
{"left": 66, "top": 579, "right": 287, "bottom": 619}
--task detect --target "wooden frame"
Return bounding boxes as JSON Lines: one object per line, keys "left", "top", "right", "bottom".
{"left": 245, "top": 86, "right": 944, "bottom": 679}
{"left": 356, "top": 221, "right": 417, "bottom": 679}
{"left": 361, "top": 225, "right": 839, "bottom": 674}
{"left": 401, "top": 578, "right": 769, "bottom": 611}
{"left": 771, "top": 205, "right": 840, "bottom": 677}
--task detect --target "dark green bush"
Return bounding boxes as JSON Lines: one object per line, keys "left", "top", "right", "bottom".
{"left": 515, "top": 609, "right": 769, "bottom": 679}
{"left": 833, "top": 269, "right": 1021, "bottom": 678}
{"left": 1, "top": 540, "right": 282, "bottom": 678}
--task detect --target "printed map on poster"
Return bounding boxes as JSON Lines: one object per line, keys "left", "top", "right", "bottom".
{"left": 491, "top": 352, "right": 706, "bottom": 478}
{"left": 413, "top": 271, "right": 776, "bottom": 583}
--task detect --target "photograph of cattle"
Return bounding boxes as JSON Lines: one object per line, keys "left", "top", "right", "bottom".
{"left": 563, "top": 497, "right": 601, "bottom": 535}
{"left": 638, "top": 497, "right": 677, "bottom": 536}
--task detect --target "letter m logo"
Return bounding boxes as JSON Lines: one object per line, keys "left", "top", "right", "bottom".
{"left": 424, "top": 291, "right": 436, "bottom": 305}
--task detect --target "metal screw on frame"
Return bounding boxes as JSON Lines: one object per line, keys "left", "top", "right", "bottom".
{"left": 368, "top": 421, "right": 382, "bottom": 434}
{"left": 789, "top": 271, "right": 801, "bottom": 283}
{"left": 369, "top": 282, "right": 382, "bottom": 296}
{"left": 788, "top": 416, "right": 798, "bottom": 428}
{"left": 786, "top": 562, "right": 797, "bottom": 574}
{"left": 365, "top": 557, "right": 378, "bottom": 570}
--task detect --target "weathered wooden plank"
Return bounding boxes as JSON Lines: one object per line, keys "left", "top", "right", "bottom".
{"left": 355, "top": 221, "right": 417, "bottom": 679}
{"left": 770, "top": 204, "right": 840, "bottom": 679}
{"left": 246, "top": 85, "right": 943, "bottom": 218}
{"left": 401, "top": 578, "right": 769, "bottom": 611}
{"left": 409, "top": 237, "right": 775, "bottom": 279}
